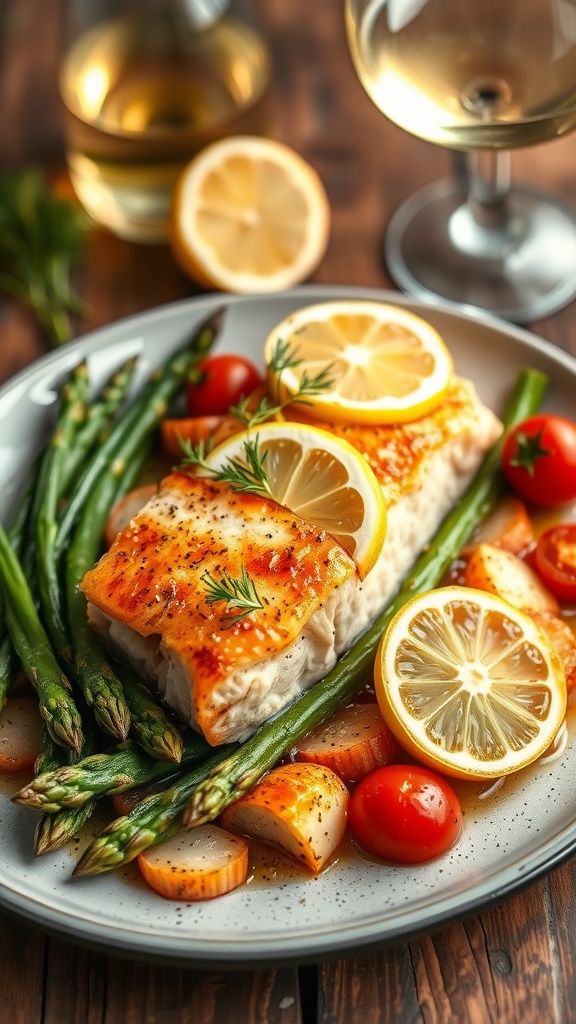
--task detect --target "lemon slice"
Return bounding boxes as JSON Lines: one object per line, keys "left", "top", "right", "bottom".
{"left": 374, "top": 586, "right": 566, "bottom": 780}
{"left": 204, "top": 421, "right": 387, "bottom": 578}
{"left": 171, "top": 136, "right": 330, "bottom": 293}
{"left": 264, "top": 300, "right": 453, "bottom": 424}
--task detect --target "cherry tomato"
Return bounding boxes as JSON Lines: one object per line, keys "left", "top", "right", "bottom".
{"left": 535, "top": 523, "right": 576, "bottom": 602}
{"left": 348, "top": 764, "right": 462, "bottom": 864}
{"left": 185, "top": 354, "right": 264, "bottom": 417}
{"left": 502, "top": 415, "right": 576, "bottom": 507}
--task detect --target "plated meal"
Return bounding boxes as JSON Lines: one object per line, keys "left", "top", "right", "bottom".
{"left": 0, "top": 287, "right": 575, "bottom": 965}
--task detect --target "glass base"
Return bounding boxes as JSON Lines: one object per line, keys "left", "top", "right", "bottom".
{"left": 385, "top": 179, "right": 576, "bottom": 323}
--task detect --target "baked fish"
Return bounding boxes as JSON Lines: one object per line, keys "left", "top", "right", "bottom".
{"left": 81, "top": 377, "right": 501, "bottom": 745}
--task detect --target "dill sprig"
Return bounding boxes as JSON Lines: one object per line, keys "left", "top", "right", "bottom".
{"left": 230, "top": 337, "right": 337, "bottom": 429}
{"left": 269, "top": 336, "right": 337, "bottom": 402}
{"left": 179, "top": 434, "right": 273, "bottom": 500}
{"left": 201, "top": 564, "right": 264, "bottom": 628}
{"left": 214, "top": 435, "right": 273, "bottom": 498}
{"left": 178, "top": 437, "right": 215, "bottom": 472}
{"left": 179, "top": 339, "right": 336, "bottom": 497}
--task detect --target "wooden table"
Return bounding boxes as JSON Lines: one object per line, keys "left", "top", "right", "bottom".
{"left": 2, "top": 1, "right": 576, "bottom": 1021}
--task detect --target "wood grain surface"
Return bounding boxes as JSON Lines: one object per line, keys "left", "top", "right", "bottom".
{"left": 1, "top": 1, "right": 576, "bottom": 1021}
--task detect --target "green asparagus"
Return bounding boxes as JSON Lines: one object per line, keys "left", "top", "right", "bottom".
{"left": 114, "top": 664, "right": 184, "bottom": 763}
{"left": 15, "top": 731, "right": 212, "bottom": 811}
{"left": 55, "top": 307, "right": 224, "bottom": 557}
{"left": 32, "top": 717, "right": 101, "bottom": 854}
{"left": 64, "top": 446, "right": 148, "bottom": 740}
{"left": 73, "top": 746, "right": 236, "bottom": 875}
{"left": 0, "top": 464, "right": 39, "bottom": 708}
{"left": 34, "top": 724, "right": 69, "bottom": 776}
{"left": 58, "top": 356, "right": 138, "bottom": 499}
{"left": 34, "top": 361, "right": 89, "bottom": 667}
{"left": 35, "top": 803, "right": 96, "bottom": 856}
{"left": 0, "top": 524, "right": 83, "bottom": 753}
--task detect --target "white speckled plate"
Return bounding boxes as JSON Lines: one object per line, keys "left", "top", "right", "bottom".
{"left": 1, "top": 286, "right": 576, "bottom": 967}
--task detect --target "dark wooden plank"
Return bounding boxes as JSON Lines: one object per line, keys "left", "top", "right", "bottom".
{"left": 318, "top": 868, "right": 576, "bottom": 1024}
{"left": 319, "top": 947, "right": 422, "bottom": 1024}
{"left": 547, "top": 859, "right": 576, "bottom": 1016}
{"left": 0, "top": 912, "right": 46, "bottom": 1024}
{"left": 40, "top": 934, "right": 303, "bottom": 1024}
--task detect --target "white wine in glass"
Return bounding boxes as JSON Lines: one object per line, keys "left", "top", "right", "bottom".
{"left": 60, "top": 0, "right": 271, "bottom": 243}
{"left": 345, "top": 0, "right": 576, "bottom": 321}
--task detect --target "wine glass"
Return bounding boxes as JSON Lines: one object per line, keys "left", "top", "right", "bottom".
{"left": 345, "top": 0, "right": 576, "bottom": 322}
{"left": 59, "top": 0, "right": 271, "bottom": 243}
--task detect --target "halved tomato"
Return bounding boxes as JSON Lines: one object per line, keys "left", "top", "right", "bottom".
{"left": 535, "top": 523, "right": 576, "bottom": 602}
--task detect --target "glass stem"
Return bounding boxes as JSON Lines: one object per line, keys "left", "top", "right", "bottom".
{"left": 466, "top": 150, "right": 511, "bottom": 229}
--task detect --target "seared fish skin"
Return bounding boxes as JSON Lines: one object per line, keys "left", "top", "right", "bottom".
{"left": 82, "top": 475, "right": 356, "bottom": 745}
{"left": 82, "top": 377, "right": 501, "bottom": 745}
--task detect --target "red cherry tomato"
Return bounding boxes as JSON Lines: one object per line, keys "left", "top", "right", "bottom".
{"left": 535, "top": 523, "right": 576, "bottom": 602}
{"left": 348, "top": 764, "right": 462, "bottom": 864}
{"left": 185, "top": 354, "right": 264, "bottom": 417}
{"left": 502, "top": 415, "right": 576, "bottom": 507}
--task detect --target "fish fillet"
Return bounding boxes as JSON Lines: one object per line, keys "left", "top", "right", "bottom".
{"left": 81, "top": 377, "right": 502, "bottom": 745}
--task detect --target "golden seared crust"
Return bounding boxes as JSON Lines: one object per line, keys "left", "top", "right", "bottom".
{"left": 80, "top": 473, "right": 356, "bottom": 742}
{"left": 287, "top": 378, "right": 496, "bottom": 505}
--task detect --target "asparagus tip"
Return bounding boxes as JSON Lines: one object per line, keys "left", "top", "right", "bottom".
{"left": 34, "top": 803, "right": 94, "bottom": 856}
{"left": 72, "top": 839, "right": 116, "bottom": 876}
{"left": 182, "top": 780, "right": 224, "bottom": 827}
{"left": 49, "top": 718, "right": 84, "bottom": 756}
{"left": 12, "top": 784, "right": 48, "bottom": 810}
{"left": 93, "top": 701, "right": 131, "bottom": 743}
{"left": 138, "top": 727, "right": 183, "bottom": 765}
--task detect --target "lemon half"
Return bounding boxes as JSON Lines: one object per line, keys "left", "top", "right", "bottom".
{"left": 171, "top": 136, "right": 330, "bottom": 293}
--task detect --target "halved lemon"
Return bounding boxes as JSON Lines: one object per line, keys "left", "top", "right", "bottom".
{"left": 263, "top": 300, "right": 453, "bottom": 424}
{"left": 171, "top": 136, "right": 330, "bottom": 293}
{"left": 374, "top": 586, "right": 567, "bottom": 780}
{"left": 203, "top": 421, "right": 387, "bottom": 578}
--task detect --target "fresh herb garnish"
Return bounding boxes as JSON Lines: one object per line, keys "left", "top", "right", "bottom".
{"left": 180, "top": 339, "right": 336, "bottom": 497}
{"left": 0, "top": 169, "right": 90, "bottom": 346}
{"left": 201, "top": 564, "right": 264, "bottom": 628}
{"left": 180, "top": 434, "right": 273, "bottom": 500}
{"left": 179, "top": 436, "right": 215, "bottom": 472}
{"left": 229, "top": 337, "right": 337, "bottom": 429}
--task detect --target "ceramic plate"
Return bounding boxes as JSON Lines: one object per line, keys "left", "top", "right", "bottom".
{"left": 1, "top": 285, "right": 575, "bottom": 967}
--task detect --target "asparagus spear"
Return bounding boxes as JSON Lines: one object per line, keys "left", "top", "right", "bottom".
{"left": 35, "top": 723, "right": 69, "bottom": 776}
{"left": 55, "top": 307, "right": 224, "bottom": 558}
{"left": 34, "top": 803, "right": 96, "bottom": 856}
{"left": 0, "top": 463, "right": 41, "bottom": 708}
{"left": 183, "top": 367, "right": 550, "bottom": 826}
{"left": 0, "top": 525, "right": 83, "bottom": 753}
{"left": 58, "top": 356, "right": 138, "bottom": 499}
{"left": 34, "top": 361, "right": 89, "bottom": 666}
{"left": 72, "top": 368, "right": 548, "bottom": 876}
{"left": 114, "top": 663, "right": 184, "bottom": 763}
{"left": 33, "top": 721, "right": 100, "bottom": 855}
{"left": 73, "top": 747, "right": 236, "bottom": 875}
{"left": 64, "top": 445, "right": 154, "bottom": 740}
{"left": 15, "top": 731, "right": 212, "bottom": 811}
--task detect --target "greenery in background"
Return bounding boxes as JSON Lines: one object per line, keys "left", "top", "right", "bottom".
{"left": 0, "top": 169, "right": 90, "bottom": 345}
